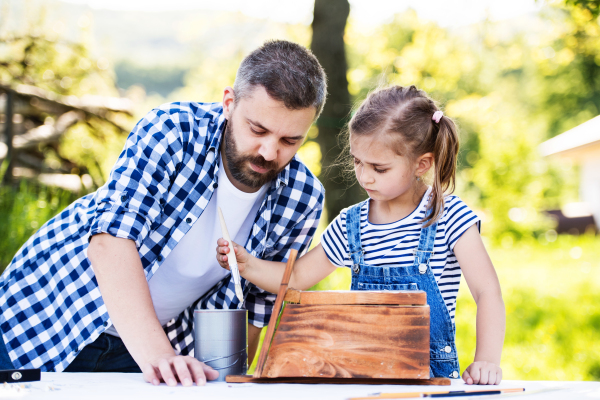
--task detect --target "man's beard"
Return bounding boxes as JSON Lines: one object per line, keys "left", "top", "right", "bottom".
{"left": 223, "top": 120, "right": 282, "bottom": 190}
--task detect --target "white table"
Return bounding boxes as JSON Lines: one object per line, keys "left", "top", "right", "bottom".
{"left": 1, "top": 373, "right": 599, "bottom": 399}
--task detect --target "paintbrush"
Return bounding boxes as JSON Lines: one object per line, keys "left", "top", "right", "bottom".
{"left": 350, "top": 388, "right": 524, "bottom": 399}
{"left": 218, "top": 206, "right": 244, "bottom": 304}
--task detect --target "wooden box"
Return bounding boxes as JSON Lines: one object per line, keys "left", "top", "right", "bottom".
{"left": 261, "top": 289, "right": 430, "bottom": 380}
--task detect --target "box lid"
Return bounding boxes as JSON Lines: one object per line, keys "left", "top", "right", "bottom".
{"left": 284, "top": 289, "right": 427, "bottom": 306}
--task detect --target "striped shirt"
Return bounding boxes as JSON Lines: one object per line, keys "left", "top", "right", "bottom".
{"left": 321, "top": 188, "right": 479, "bottom": 321}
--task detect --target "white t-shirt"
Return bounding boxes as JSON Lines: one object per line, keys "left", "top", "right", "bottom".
{"left": 320, "top": 187, "right": 480, "bottom": 323}
{"left": 104, "top": 156, "right": 268, "bottom": 336}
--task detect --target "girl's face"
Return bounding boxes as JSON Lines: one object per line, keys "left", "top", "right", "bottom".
{"left": 350, "top": 134, "right": 420, "bottom": 203}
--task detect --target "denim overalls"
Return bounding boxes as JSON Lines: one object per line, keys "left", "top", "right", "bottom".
{"left": 346, "top": 202, "right": 460, "bottom": 379}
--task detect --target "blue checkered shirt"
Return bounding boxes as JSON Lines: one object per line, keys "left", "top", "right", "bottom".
{"left": 0, "top": 102, "right": 324, "bottom": 372}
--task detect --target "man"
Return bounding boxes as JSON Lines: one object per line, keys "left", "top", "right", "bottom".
{"left": 0, "top": 40, "right": 327, "bottom": 386}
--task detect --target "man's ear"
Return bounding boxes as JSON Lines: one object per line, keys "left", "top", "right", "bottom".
{"left": 222, "top": 86, "right": 235, "bottom": 120}
{"left": 416, "top": 152, "right": 434, "bottom": 178}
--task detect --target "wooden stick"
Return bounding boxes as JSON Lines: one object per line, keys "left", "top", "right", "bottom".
{"left": 253, "top": 249, "right": 298, "bottom": 378}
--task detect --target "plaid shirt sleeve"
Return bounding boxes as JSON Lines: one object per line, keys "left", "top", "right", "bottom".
{"left": 89, "top": 108, "right": 186, "bottom": 249}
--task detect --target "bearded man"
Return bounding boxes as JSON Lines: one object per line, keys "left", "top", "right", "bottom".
{"left": 0, "top": 40, "right": 326, "bottom": 386}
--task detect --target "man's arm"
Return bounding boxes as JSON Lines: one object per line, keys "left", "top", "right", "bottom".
{"left": 89, "top": 234, "right": 218, "bottom": 386}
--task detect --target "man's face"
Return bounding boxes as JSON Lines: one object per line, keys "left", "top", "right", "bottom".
{"left": 222, "top": 85, "right": 316, "bottom": 192}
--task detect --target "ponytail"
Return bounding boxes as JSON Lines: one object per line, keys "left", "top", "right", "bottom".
{"left": 423, "top": 116, "right": 459, "bottom": 227}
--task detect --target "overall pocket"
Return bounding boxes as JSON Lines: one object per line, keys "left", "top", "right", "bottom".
{"left": 356, "top": 282, "right": 419, "bottom": 291}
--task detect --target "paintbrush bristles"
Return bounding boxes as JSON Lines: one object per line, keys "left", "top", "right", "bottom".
{"left": 235, "top": 286, "right": 244, "bottom": 304}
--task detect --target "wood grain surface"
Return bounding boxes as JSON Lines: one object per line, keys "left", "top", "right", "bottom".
{"left": 225, "top": 375, "right": 451, "bottom": 386}
{"left": 284, "top": 289, "right": 427, "bottom": 306}
{"left": 253, "top": 249, "right": 298, "bottom": 378}
{"left": 262, "top": 304, "right": 430, "bottom": 379}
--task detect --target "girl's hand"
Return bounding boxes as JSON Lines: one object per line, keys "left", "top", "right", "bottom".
{"left": 462, "top": 361, "right": 502, "bottom": 385}
{"left": 216, "top": 238, "right": 251, "bottom": 274}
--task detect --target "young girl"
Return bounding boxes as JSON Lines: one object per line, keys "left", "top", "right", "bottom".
{"left": 216, "top": 85, "right": 505, "bottom": 385}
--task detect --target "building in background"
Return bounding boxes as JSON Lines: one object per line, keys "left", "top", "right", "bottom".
{"left": 540, "top": 115, "right": 600, "bottom": 233}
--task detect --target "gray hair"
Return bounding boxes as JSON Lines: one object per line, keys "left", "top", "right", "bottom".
{"left": 233, "top": 40, "right": 327, "bottom": 119}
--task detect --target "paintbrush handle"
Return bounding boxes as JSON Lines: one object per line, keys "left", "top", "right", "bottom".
{"left": 217, "top": 207, "right": 238, "bottom": 267}
{"left": 426, "top": 391, "right": 502, "bottom": 397}
{"left": 217, "top": 207, "right": 244, "bottom": 303}
{"left": 350, "top": 393, "right": 433, "bottom": 399}
{"left": 350, "top": 388, "right": 524, "bottom": 400}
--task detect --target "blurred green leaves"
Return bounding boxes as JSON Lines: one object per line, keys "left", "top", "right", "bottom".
{"left": 0, "top": 8, "right": 132, "bottom": 186}
{"left": 0, "top": 180, "right": 80, "bottom": 269}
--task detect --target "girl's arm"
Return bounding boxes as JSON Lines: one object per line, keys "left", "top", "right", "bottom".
{"left": 216, "top": 239, "right": 337, "bottom": 293}
{"left": 453, "top": 224, "right": 505, "bottom": 385}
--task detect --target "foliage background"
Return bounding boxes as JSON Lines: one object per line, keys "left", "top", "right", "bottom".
{"left": 1, "top": 0, "right": 599, "bottom": 381}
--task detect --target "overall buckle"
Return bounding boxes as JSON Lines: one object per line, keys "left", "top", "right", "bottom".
{"left": 413, "top": 249, "right": 435, "bottom": 275}
{"left": 349, "top": 249, "right": 365, "bottom": 274}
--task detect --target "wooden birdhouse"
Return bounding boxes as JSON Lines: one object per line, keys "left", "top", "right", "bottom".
{"left": 227, "top": 250, "right": 450, "bottom": 386}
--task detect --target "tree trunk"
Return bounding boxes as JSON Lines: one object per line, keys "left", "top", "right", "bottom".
{"left": 311, "top": 0, "right": 366, "bottom": 221}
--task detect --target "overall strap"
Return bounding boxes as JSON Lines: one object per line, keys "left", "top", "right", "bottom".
{"left": 414, "top": 211, "right": 461, "bottom": 379}
{"left": 346, "top": 202, "right": 365, "bottom": 274}
{"left": 414, "top": 218, "right": 438, "bottom": 275}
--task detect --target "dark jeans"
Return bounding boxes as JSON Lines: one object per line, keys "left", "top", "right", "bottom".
{"left": 1, "top": 332, "right": 141, "bottom": 372}
{"left": 63, "top": 333, "right": 141, "bottom": 373}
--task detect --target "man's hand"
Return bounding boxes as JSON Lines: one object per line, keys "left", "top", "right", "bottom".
{"left": 462, "top": 361, "right": 502, "bottom": 385}
{"left": 216, "top": 238, "right": 251, "bottom": 274}
{"left": 141, "top": 354, "right": 219, "bottom": 386}
{"left": 89, "top": 234, "right": 219, "bottom": 387}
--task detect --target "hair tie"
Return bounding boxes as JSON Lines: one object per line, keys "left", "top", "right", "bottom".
{"left": 432, "top": 110, "right": 443, "bottom": 123}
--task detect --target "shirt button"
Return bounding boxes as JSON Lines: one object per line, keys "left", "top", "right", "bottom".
{"left": 103, "top": 321, "right": 108, "bottom": 327}
{"left": 452, "top": 371, "right": 459, "bottom": 378}
{"left": 213, "top": 183, "right": 219, "bottom": 188}
{"left": 185, "top": 217, "right": 192, "bottom": 223}
{"left": 157, "top": 255, "right": 163, "bottom": 262}
{"left": 444, "top": 346, "right": 452, "bottom": 353}
{"left": 120, "top": 195, "right": 127, "bottom": 201}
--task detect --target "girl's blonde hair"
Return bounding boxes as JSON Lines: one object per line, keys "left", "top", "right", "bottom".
{"left": 349, "top": 85, "right": 459, "bottom": 226}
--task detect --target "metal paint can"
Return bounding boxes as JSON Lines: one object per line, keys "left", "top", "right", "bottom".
{"left": 193, "top": 309, "right": 247, "bottom": 381}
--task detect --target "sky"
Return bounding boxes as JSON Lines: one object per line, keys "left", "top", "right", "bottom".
{"left": 60, "top": 0, "right": 544, "bottom": 28}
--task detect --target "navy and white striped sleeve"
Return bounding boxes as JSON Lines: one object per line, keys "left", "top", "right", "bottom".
{"left": 320, "top": 209, "right": 350, "bottom": 268}
{"left": 443, "top": 196, "right": 480, "bottom": 251}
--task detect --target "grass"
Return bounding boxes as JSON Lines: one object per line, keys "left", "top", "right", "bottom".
{"left": 0, "top": 180, "right": 84, "bottom": 272}
{"left": 456, "top": 234, "right": 600, "bottom": 381}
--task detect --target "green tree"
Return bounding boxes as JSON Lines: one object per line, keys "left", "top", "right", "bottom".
{"left": 536, "top": 1, "right": 600, "bottom": 138}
